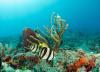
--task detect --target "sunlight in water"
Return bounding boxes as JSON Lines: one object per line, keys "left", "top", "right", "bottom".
{"left": 0, "top": 0, "right": 57, "bottom": 37}
{"left": 0, "top": 0, "right": 55, "bottom": 6}
{"left": 0, "top": 0, "right": 56, "bottom": 19}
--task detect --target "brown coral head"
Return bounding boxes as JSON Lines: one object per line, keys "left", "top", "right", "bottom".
{"left": 3, "top": 56, "right": 12, "bottom": 62}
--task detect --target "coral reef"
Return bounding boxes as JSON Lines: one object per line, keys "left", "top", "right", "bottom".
{"left": 0, "top": 13, "right": 100, "bottom": 72}
{"left": 1, "top": 46, "right": 100, "bottom": 72}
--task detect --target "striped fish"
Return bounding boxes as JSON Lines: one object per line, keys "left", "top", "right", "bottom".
{"left": 39, "top": 47, "right": 54, "bottom": 61}
{"left": 28, "top": 43, "right": 54, "bottom": 61}
{"left": 23, "top": 29, "right": 55, "bottom": 61}
{"left": 26, "top": 36, "right": 55, "bottom": 61}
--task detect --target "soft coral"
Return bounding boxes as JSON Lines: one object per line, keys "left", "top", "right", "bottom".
{"left": 66, "top": 57, "right": 88, "bottom": 72}
{"left": 66, "top": 56, "right": 96, "bottom": 72}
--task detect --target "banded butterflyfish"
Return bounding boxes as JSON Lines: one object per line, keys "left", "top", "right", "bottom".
{"left": 23, "top": 28, "right": 55, "bottom": 61}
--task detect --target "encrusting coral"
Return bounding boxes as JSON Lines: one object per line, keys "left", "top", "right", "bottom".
{"left": 66, "top": 49, "right": 100, "bottom": 72}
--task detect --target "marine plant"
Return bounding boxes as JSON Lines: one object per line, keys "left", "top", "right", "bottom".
{"left": 44, "top": 13, "right": 68, "bottom": 52}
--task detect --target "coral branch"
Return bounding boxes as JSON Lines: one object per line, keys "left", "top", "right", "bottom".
{"left": 45, "top": 13, "right": 68, "bottom": 52}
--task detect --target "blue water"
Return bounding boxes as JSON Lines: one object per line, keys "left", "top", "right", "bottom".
{"left": 0, "top": 1, "right": 100, "bottom": 71}
{"left": 0, "top": 0, "right": 100, "bottom": 37}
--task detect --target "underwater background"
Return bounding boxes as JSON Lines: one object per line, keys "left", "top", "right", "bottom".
{"left": 0, "top": 0, "right": 100, "bottom": 37}
{"left": 0, "top": 0, "right": 100, "bottom": 72}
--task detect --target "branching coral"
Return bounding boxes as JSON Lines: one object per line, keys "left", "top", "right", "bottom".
{"left": 45, "top": 13, "right": 68, "bottom": 52}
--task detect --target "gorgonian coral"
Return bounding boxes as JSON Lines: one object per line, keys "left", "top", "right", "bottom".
{"left": 45, "top": 13, "right": 68, "bottom": 52}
